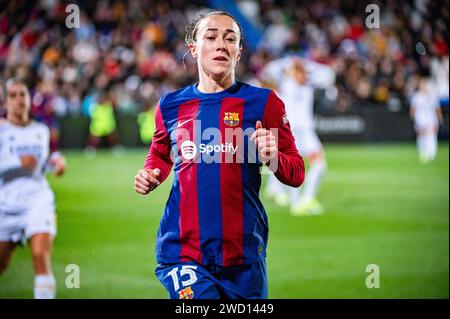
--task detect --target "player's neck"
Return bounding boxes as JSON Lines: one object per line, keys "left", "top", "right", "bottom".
{"left": 197, "top": 71, "right": 235, "bottom": 93}
{"left": 7, "top": 114, "right": 30, "bottom": 127}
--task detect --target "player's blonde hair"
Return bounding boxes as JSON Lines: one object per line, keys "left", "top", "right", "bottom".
{"left": 4, "top": 78, "right": 31, "bottom": 113}
{"left": 5, "top": 78, "right": 30, "bottom": 96}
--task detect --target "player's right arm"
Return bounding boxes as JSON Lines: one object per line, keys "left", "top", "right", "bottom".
{"left": 0, "top": 154, "right": 33, "bottom": 174}
{"left": 0, "top": 151, "right": 37, "bottom": 174}
{"left": 135, "top": 101, "right": 173, "bottom": 195}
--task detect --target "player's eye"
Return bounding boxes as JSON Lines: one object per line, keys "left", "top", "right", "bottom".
{"left": 206, "top": 36, "right": 215, "bottom": 40}
{"left": 226, "top": 38, "right": 236, "bottom": 42}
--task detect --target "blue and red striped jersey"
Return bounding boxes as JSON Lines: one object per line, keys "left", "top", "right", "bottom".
{"left": 144, "top": 81, "right": 304, "bottom": 266}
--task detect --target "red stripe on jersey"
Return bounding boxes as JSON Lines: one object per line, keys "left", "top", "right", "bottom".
{"left": 177, "top": 99, "right": 202, "bottom": 263}
{"left": 219, "top": 97, "right": 245, "bottom": 266}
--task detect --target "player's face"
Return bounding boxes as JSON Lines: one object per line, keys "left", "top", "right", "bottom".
{"left": 191, "top": 15, "right": 242, "bottom": 79}
{"left": 6, "top": 83, "right": 30, "bottom": 118}
{"left": 419, "top": 80, "right": 429, "bottom": 92}
{"left": 292, "top": 60, "right": 307, "bottom": 85}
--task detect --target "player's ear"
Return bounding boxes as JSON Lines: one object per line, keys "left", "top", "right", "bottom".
{"left": 189, "top": 43, "right": 198, "bottom": 59}
{"left": 236, "top": 47, "right": 242, "bottom": 62}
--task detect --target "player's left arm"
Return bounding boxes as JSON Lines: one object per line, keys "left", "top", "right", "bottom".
{"left": 42, "top": 125, "right": 66, "bottom": 177}
{"left": 252, "top": 90, "right": 305, "bottom": 187}
{"left": 47, "top": 151, "right": 66, "bottom": 177}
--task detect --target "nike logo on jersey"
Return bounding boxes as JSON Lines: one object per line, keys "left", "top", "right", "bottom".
{"left": 177, "top": 119, "right": 193, "bottom": 128}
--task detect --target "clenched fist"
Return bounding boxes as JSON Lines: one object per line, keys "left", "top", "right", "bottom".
{"left": 250, "top": 121, "right": 278, "bottom": 164}
{"left": 135, "top": 168, "right": 161, "bottom": 195}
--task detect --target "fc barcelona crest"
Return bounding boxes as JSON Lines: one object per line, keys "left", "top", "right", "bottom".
{"left": 224, "top": 112, "right": 240, "bottom": 126}
{"left": 178, "top": 286, "right": 194, "bottom": 299}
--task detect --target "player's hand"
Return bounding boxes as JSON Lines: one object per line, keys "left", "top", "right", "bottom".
{"left": 135, "top": 168, "right": 161, "bottom": 195}
{"left": 50, "top": 155, "right": 66, "bottom": 177}
{"left": 20, "top": 155, "right": 37, "bottom": 170}
{"left": 250, "top": 121, "right": 278, "bottom": 164}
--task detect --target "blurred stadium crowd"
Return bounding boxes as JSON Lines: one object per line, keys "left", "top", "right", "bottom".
{"left": 0, "top": 0, "right": 448, "bottom": 120}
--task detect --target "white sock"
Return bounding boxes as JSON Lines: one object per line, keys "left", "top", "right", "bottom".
{"left": 425, "top": 133, "right": 437, "bottom": 161}
{"left": 417, "top": 135, "right": 426, "bottom": 161}
{"left": 300, "top": 159, "right": 327, "bottom": 202}
{"left": 34, "top": 274, "right": 56, "bottom": 299}
{"left": 431, "top": 134, "right": 437, "bottom": 160}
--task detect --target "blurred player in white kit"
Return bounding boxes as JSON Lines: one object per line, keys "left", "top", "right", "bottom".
{"left": 409, "top": 77, "right": 443, "bottom": 163}
{"left": 262, "top": 57, "right": 334, "bottom": 216}
{"left": 0, "top": 79, "right": 66, "bottom": 298}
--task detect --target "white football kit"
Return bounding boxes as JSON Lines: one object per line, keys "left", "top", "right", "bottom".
{"left": 410, "top": 90, "right": 441, "bottom": 162}
{"left": 0, "top": 121, "right": 56, "bottom": 243}
{"left": 410, "top": 91, "right": 440, "bottom": 131}
{"left": 263, "top": 57, "right": 334, "bottom": 213}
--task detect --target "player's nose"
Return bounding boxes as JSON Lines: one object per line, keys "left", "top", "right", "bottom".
{"left": 215, "top": 38, "right": 227, "bottom": 51}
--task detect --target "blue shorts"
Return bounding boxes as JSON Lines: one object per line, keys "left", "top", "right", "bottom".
{"left": 155, "top": 260, "right": 267, "bottom": 299}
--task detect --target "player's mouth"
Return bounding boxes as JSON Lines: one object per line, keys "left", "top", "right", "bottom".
{"left": 213, "top": 56, "right": 228, "bottom": 62}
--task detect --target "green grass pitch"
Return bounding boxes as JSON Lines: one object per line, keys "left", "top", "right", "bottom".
{"left": 0, "top": 143, "right": 448, "bottom": 298}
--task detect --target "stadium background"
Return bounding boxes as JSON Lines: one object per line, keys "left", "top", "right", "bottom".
{"left": 0, "top": 0, "right": 448, "bottom": 298}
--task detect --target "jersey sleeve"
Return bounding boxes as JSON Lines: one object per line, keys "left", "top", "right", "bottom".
{"left": 262, "top": 90, "right": 305, "bottom": 188}
{"left": 143, "top": 101, "right": 173, "bottom": 183}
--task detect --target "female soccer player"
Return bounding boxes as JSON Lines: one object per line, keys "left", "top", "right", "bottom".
{"left": 134, "top": 10, "right": 305, "bottom": 299}
{"left": 0, "top": 79, "right": 66, "bottom": 299}
{"left": 409, "top": 77, "right": 443, "bottom": 163}
{"left": 263, "top": 57, "right": 332, "bottom": 216}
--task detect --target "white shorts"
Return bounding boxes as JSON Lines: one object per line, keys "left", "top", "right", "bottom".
{"left": 0, "top": 204, "right": 57, "bottom": 244}
{"left": 292, "top": 128, "right": 323, "bottom": 157}
{"left": 414, "top": 120, "right": 438, "bottom": 133}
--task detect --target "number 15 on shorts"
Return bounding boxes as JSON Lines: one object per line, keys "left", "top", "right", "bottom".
{"left": 166, "top": 265, "right": 198, "bottom": 291}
